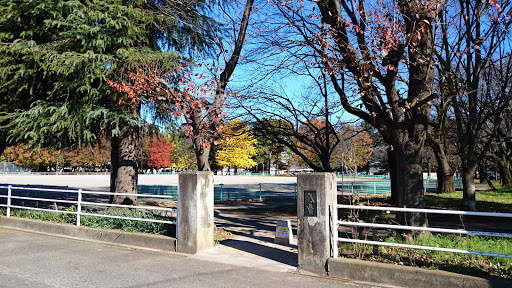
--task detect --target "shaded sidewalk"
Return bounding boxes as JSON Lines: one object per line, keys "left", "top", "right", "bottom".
{"left": 191, "top": 202, "right": 299, "bottom": 272}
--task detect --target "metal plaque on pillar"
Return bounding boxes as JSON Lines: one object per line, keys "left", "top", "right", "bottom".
{"left": 304, "top": 190, "right": 317, "bottom": 217}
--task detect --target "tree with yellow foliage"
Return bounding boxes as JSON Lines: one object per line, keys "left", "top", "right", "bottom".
{"left": 215, "top": 119, "right": 257, "bottom": 174}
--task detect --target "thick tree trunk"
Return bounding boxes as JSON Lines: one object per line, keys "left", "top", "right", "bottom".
{"left": 388, "top": 147, "right": 400, "bottom": 205}
{"left": 320, "top": 154, "right": 332, "bottom": 172}
{"left": 495, "top": 156, "right": 512, "bottom": 187}
{"left": 110, "top": 136, "right": 119, "bottom": 193}
{"left": 502, "top": 168, "right": 512, "bottom": 187}
{"left": 109, "top": 105, "right": 139, "bottom": 205}
{"left": 0, "top": 132, "right": 7, "bottom": 160}
{"left": 399, "top": 140, "right": 427, "bottom": 227}
{"left": 478, "top": 163, "right": 488, "bottom": 184}
{"left": 461, "top": 164, "right": 477, "bottom": 211}
{"left": 387, "top": 138, "right": 428, "bottom": 227}
{"left": 194, "top": 136, "right": 211, "bottom": 171}
{"left": 432, "top": 147, "right": 455, "bottom": 194}
{"left": 437, "top": 166, "right": 455, "bottom": 194}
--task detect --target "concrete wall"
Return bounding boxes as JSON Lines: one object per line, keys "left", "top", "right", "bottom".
{"left": 297, "top": 173, "right": 337, "bottom": 274}
{"left": 328, "top": 257, "right": 511, "bottom": 288}
{"left": 177, "top": 171, "right": 214, "bottom": 254}
{"left": 0, "top": 217, "right": 176, "bottom": 251}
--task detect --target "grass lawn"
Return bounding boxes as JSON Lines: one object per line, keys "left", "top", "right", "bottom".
{"left": 425, "top": 185, "right": 512, "bottom": 212}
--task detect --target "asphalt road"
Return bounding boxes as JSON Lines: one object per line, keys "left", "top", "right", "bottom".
{"left": 0, "top": 228, "right": 379, "bottom": 288}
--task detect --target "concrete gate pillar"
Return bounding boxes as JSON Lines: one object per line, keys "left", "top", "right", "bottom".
{"left": 297, "top": 173, "right": 337, "bottom": 274}
{"left": 177, "top": 171, "right": 214, "bottom": 254}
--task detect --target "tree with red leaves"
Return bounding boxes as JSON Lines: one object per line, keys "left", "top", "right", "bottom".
{"left": 109, "top": 0, "right": 255, "bottom": 172}
{"left": 147, "top": 135, "right": 174, "bottom": 170}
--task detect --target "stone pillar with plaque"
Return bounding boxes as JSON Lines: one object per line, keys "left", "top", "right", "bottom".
{"left": 297, "top": 173, "right": 337, "bottom": 274}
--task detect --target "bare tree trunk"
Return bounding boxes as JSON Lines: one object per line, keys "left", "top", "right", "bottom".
{"left": 461, "top": 163, "right": 477, "bottom": 211}
{"left": 502, "top": 169, "right": 512, "bottom": 187}
{"left": 388, "top": 147, "right": 400, "bottom": 205}
{"left": 478, "top": 163, "right": 488, "bottom": 184}
{"left": 430, "top": 140, "right": 455, "bottom": 194}
{"left": 0, "top": 132, "right": 7, "bottom": 162}
{"left": 400, "top": 139, "right": 428, "bottom": 227}
{"left": 109, "top": 104, "right": 139, "bottom": 205}
{"left": 110, "top": 136, "right": 119, "bottom": 193}
{"left": 193, "top": 134, "right": 211, "bottom": 171}
{"left": 496, "top": 157, "right": 512, "bottom": 187}
{"left": 437, "top": 163, "right": 455, "bottom": 194}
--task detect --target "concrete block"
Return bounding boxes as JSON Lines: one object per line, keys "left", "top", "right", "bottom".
{"left": 275, "top": 219, "right": 293, "bottom": 245}
{"left": 177, "top": 171, "right": 214, "bottom": 254}
{"left": 297, "top": 173, "right": 337, "bottom": 274}
{"left": 328, "top": 257, "right": 512, "bottom": 288}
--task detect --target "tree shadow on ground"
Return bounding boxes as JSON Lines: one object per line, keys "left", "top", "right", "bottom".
{"left": 220, "top": 238, "right": 298, "bottom": 266}
{"left": 214, "top": 210, "right": 298, "bottom": 266}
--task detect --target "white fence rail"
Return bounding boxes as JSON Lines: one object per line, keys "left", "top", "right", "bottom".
{"left": 332, "top": 203, "right": 512, "bottom": 259}
{"left": 0, "top": 185, "right": 178, "bottom": 236}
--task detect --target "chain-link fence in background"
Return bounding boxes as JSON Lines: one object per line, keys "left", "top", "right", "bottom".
{"left": 0, "top": 162, "right": 31, "bottom": 173}
{"left": 138, "top": 179, "right": 463, "bottom": 202}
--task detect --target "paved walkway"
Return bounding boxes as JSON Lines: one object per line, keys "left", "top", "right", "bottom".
{"left": 192, "top": 203, "right": 298, "bottom": 272}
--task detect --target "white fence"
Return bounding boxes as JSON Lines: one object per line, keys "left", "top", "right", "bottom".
{"left": 0, "top": 185, "right": 177, "bottom": 236}
{"left": 332, "top": 203, "right": 512, "bottom": 259}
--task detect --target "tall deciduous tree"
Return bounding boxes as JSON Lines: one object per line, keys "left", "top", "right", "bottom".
{"left": 215, "top": 119, "right": 257, "bottom": 174}
{"left": 332, "top": 125, "right": 374, "bottom": 174}
{"left": 185, "top": 0, "right": 255, "bottom": 171}
{"left": 167, "top": 123, "right": 197, "bottom": 171}
{"left": 491, "top": 107, "right": 512, "bottom": 187}
{"left": 241, "top": 64, "right": 343, "bottom": 172}
{"left": 244, "top": 0, "right": 445, "bottom": 224}
{"left": 438, "top": 0, "right": 512, "bottom": 210}
{"left": 307, "top": 0, "right": 446, "bottom": 225}
{"left": 109, "top": 0, "right": 256, "bottom": 172}
{"left": 4, "top": 144, "right": 59, "bottom": 171}
{"left": 65, "top": 142, "right": 111, "bottom": 169}
{"left": 147, "top": 135, "right": 174, "bottom": 169}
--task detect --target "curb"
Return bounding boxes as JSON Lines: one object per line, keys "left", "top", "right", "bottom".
{"left": 328, "top": 257, "right": 511, "bottom": 288}
{"left": 0, "top": 216, "right": 176, "bottom": 252}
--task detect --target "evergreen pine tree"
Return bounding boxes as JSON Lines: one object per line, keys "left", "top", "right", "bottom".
{"left": 0, "top": 0, "right": 213, "bottom": 202}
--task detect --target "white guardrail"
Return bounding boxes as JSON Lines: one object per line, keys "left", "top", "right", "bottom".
{"left": 332, "top": 203, "right": 512, "bottom": 259}
{"left": 0, "top": 185, "right": 178, "bottom": 237}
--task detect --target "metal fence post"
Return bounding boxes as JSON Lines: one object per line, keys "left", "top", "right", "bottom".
{"left": 332, "top": 202, "right": 338, "bottom": 258}
{"left": 373, "top": 182, "right": 376, "bottom": 195}
{"left": 7, "top": 185, "right": 11, "bottom": 217}
{"left": 259, "top": 183, "right": 262, "bottom": 201}
{"left": 175, "top": 197, "right": 178, "bottom": 239}
{"left": 219, "top": 184, "right": 223, "bottom": 202}
{"left": 76, "top": 189, "right": 82, "bottom": 227}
